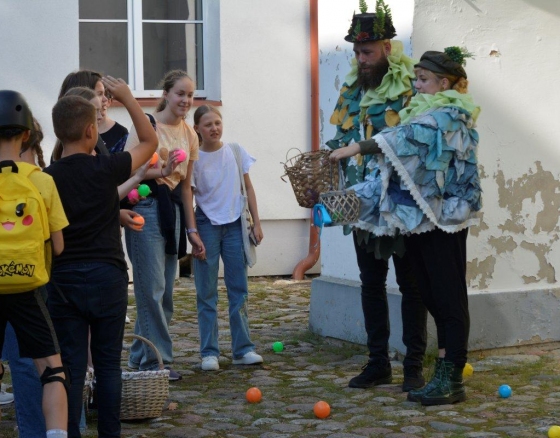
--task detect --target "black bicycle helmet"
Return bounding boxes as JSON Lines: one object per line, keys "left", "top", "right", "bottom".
{"left": 0, "top": 90, "right": 33, "bottom": 130}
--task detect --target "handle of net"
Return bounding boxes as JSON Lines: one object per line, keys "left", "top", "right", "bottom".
{"left": 313, "top": 203, "right": 332, "bottom": 237}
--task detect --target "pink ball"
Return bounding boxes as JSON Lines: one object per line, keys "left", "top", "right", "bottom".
{"left": 174, "top": 149, "right": 187, "bottom": 163}
{"left": 128, "top": 189, "right": 139, "bottom": 203}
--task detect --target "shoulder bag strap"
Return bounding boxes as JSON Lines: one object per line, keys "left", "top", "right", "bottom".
{"left": 146, "top": 113, "right": 157, "bottom": 131}
{"left": 229, "top": 142, "right": 248, "bottom": 196}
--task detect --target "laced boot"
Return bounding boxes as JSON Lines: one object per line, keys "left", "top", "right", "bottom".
{"left": 407, "top": 358, "right": 443, "bottom": 401}
{"left": 348, "top": 360, "right": 392, "bottom": 388}
{"left": 420, "top": 359, "right": 466, "bottom": 406}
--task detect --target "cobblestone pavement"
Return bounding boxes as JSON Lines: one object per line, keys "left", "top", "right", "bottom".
{"left": 2, "top": 276, "right": 560, "bottom": 437}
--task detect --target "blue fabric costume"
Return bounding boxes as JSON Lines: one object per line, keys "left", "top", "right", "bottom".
{"left": 326, "top": 40, "right": 415, "bottom": 257}
{"left": 350, "top": 91, "right": 481, "bottom": 236}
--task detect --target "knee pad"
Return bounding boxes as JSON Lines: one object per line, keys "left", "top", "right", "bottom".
{"left": 40, "top": 365, "right": 71, "bottom": 394}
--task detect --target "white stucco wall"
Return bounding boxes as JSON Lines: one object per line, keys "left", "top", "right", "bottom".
{"left": 0, "top": 0, "right": 316, "bottom": 277}
{"left": 412, "top": 0, "right": 560, "bottom": 293}
{"left": 0, "top": 0, "right": 79, "bottom": 149}
{"left": 318, "top": 0, "right": 415, "bottom": 283}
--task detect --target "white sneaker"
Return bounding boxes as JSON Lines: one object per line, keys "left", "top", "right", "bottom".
{"left": 201, "top": 356, "right": 220, "bottom": 371}
{"left": 125, "top": 315, "right": 131, "bottom": 324}
{"left": 0, "top": 387, "right": 14, "bottom": 405}
{"left": 232, "top": 351, "right": 263, "bottom": 365}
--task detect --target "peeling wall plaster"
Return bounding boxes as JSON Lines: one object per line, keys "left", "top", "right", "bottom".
{"left": 467, "top": 161, "right": 560, "bottom": 289}
{"left": 414, "top": 0, "right": 560, "bottom": 292}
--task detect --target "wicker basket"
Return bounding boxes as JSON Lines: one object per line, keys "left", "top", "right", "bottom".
{"left": 83, "top": 368, "right": 94, "bottom": 411}
{"left": 319, "top": 189, "right": 360, "bottom": 226}
{"left": 281, "top": 149, "right": 337, "bottom": 208}
{"left": 121, "top": 334, "right": 170, "bottom": 420}
{"left": 318, "top": 161, "right": 359, "bottom": 226}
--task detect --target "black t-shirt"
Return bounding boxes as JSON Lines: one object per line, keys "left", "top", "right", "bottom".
{"left": 101, "top": 122, "right": 128, "bottom": 150}
{"left": 44, "top": 152, "right": 132, "bottom": 270}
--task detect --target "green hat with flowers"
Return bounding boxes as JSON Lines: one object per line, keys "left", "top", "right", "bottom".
{"left": 345, "top": 0, "right": 397, "bottom": 43}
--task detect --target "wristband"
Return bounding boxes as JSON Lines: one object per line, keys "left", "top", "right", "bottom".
{"left": 187, "top": 228, "right": 198, "bottom": 234}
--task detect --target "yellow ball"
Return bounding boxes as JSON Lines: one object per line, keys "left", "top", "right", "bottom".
{"left": 549, "top": 425, "right": 560, "bottom": 438}
{"left": 463, "top": 363, "right": 474, "bottom": 377}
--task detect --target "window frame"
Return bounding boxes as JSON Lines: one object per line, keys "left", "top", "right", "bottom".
{"left": 79, "top": 0, "right": 220, "bottom": 101}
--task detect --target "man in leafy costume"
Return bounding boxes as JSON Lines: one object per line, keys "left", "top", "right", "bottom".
{"left": 326, "top": 0, "right": 427, "bottom": 391}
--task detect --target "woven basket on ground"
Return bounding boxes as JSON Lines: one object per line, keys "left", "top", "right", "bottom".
{"left": 121, "top": 334, "right": 170, "bottom": 420}
{"left": 281, "top": 149, "right": 337, "bottom": 208}
{"left": 82, "top": 368, "right": 94, "bottom": 411}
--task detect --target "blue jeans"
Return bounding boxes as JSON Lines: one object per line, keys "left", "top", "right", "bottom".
{"left": 125, "top": 198, "right": 179, "bottom": 370}
{"left": 2, "top": 323, "right": 46, "bottom": 438}
{"left": 47, "top": 262, "right": 128, "bottom": 438}
{"left": 194, "top": 209, "right": 255, "bottom": 359}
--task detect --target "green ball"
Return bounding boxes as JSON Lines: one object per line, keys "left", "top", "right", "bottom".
{"left": 137, "top": 184, "right": 151, "bottom": 197}
{"left": 272, "top": 341, "right": 284, "bottom": 352}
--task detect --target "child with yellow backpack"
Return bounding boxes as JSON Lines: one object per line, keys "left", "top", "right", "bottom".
{"left": 0, "top": 90, "right": 69, "bottom": 438}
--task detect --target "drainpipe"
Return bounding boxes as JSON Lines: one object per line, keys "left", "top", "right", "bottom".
{"left": 292, "top": 0, "right": 320, "bottom": 280}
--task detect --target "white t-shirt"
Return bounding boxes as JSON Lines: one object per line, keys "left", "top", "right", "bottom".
{"left": 192, "top": 142, "right": 256, "bottom": 225}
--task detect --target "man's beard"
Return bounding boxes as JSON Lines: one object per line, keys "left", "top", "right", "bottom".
{"left": 356, "top": 56, "right": 390, "bottom": 91}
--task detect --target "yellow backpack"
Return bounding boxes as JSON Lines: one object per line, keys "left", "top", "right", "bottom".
{"left": 0, "top": 161, "right": 50, "bottom": 293}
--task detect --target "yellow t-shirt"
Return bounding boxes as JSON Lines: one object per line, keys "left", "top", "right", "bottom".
{"left": 125, "top": 117, "right": 199, "bottom": 191}
{"left": 27, "top": 167, "right": 69, "bottom": 233}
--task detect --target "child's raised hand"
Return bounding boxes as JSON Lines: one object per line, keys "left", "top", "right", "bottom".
{"left": 101, "top": 76, "right": 133, "bottom": 104}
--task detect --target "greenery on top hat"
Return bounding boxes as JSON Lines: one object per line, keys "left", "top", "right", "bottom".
{"left": 347, "top": 0, "right": 396, "bottom": 42}
{"left": 444, "top": 46, "right": 475, "bottom": 66}
{"left": 373, "top": 0, "right": 392, "bottom": 39}
{"left": 359, "top": 0, "right": 368, "bottom": 14}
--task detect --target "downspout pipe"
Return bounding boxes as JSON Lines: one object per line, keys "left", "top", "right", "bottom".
{"left": 292, "top": 0, "right": 320, "bottom": 280}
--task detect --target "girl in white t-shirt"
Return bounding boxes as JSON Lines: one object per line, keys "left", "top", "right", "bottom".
{"left": 189, "top": 105, "right": 263, "bottom": 371}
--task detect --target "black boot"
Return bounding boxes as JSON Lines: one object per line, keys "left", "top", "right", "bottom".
{"left": 407, "top": 358, "right": 443, "bottom": 401}
{"left": 402, "top": 365, "right": 426, "bottom": 392}
{"left": 348, "top": 360, "right": 392, "bottom": 388}
{"left": 420, "top": 359, "right": 466, "bottom": 406}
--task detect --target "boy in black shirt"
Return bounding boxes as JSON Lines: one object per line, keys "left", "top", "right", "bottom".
{"left": 45, "top": 76, "right": 157, "bottom": 437}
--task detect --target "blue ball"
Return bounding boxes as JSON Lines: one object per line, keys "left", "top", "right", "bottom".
{"left": 498, "top": 384, "right": 512, "bottom": 398}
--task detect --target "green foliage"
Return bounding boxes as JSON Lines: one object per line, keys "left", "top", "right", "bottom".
{"left": 359, "top": 0, "right": 368, "bottom": 14}
{"left": 373, "top": 0, "right": 391, "bottom": 38}
{"left": 352, "top": 19, "right": 362, "bottom": 39}
{"left": 444, "top": 46, "right": 475, "bottom": 66}
{"left": 383, "top": 1, "right": 392, "bottom": 28}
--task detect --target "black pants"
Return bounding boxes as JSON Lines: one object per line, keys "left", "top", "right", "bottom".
{"left": 405, "top": 228, "right": 470, "bottom": 368}
{"left": 353, "top": 233, "right": 427, "bottom": 369}
{"left": 48, "top": 262, "right": 128, "bottom": 438}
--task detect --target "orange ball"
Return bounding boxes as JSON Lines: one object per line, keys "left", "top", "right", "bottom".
{"left": 131, "top": 214, "right": 145, "bottom": 230}
{"left": 313, "top": 400, "right": 330, "bottom": 419}
{"left": 245, "top": 387, "right": 262, "bottom": 403}
{"left": 150, "top": 152, "right": 159, "bottom": 166}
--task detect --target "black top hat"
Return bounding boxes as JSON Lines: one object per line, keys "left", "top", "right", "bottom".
{"left": 344, "top": 0, "right": 396, "bottom": 43}
{"left": 414, "top": 47, "right": 473, "bottom": 79}
{"left": 0, "top": 90, "right": 33, "bottom": 130}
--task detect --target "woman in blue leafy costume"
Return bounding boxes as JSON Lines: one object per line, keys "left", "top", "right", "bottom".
{"left": 331, "top": 47, "right": 481, "bottom": 406}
